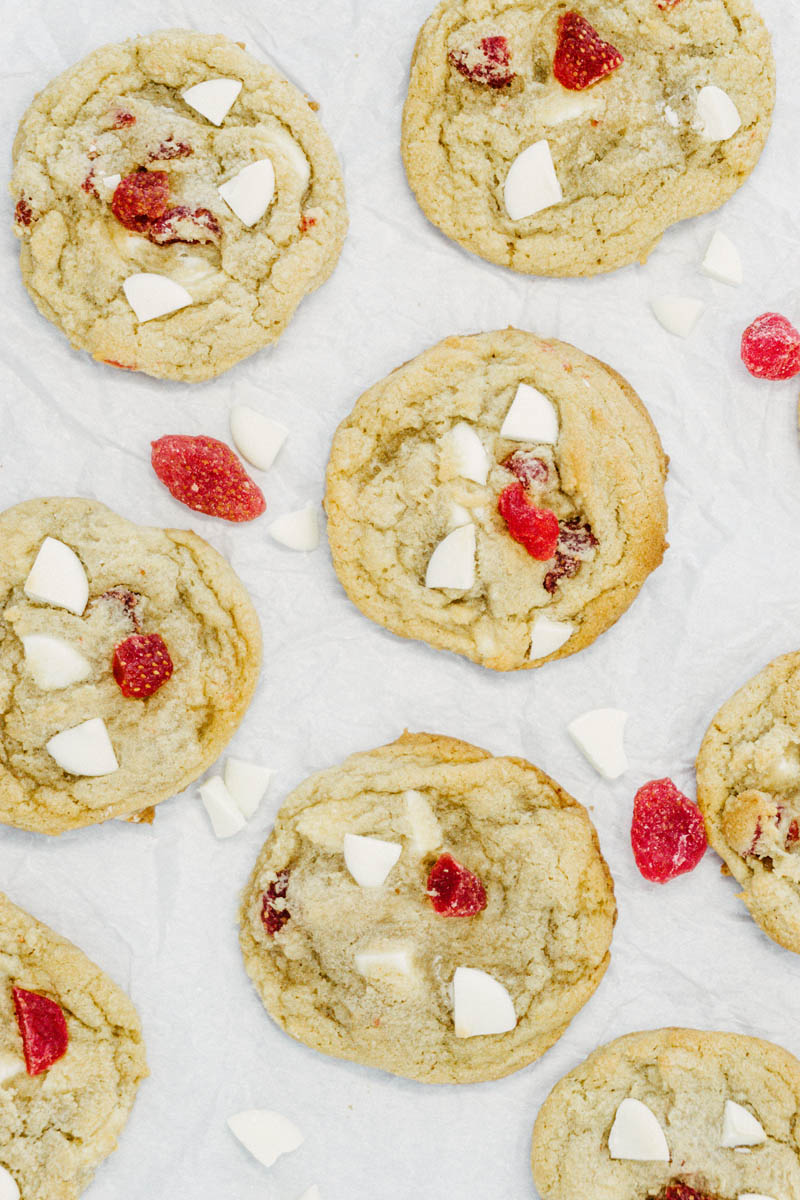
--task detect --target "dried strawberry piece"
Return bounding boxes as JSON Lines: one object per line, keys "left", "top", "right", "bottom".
{"left": 148, "top": 140, "right": 193, "bottom": 161}
{"left": 94, "top": 587, "right": 142, "bottom": 630}
{"left": 113, "top": 109, "right": 136, "bottom": 128}
{"left": 299, "top": 213, "right": 317, "bottom": 233}
{"left": 631, "top": 779, "right": 707, "bottom": 884}
{"left": 110, "top": 170, "right": 169, "bottom": 232}
{"left": 12, "top": 986, "right": 69, "bottom": 1076}
{"left": 147, "top": 205, "right": 221, "bottom": 245}
{"left": 151, "top": 435, "right": 266, "bottom": 523}
{"left": 502, "top": 450, "right": 549, "bottom": 491}
{"left": 81, "top": 170, "right": 99, "bottom": 197}
{"left": 261, "top": 871, "right": 291, "bottom": 936}
{"left": 113, "top": 633, "right": 173, "bottom": 699}
{"left": 15, "top": 199, "right": 33, "bottom": 227}
{"left": 427, "top": 853, "right": 487, "bottom": 917}
{"left": 741, "top": 312, "right": 800, "bottom": 381}
{"left": 662, "top": 1186, "right": 717, "bottom": 1200}
{"left": 553, "top": 12, "right": 624, "bottom": 91}
{"left": 449, "top": 35, "right": 516, "bottom": 88}
{"left": 788, "top": 819, "right": 800, "bottom": 847}
{"left": 655, "top": 0, "right": 683, "bottom": 9}
{"left": 498, "top": 482, "right": 560, "bottom": 560}
{"left": 544, "top": 518, "right": 598, "bottom": 593}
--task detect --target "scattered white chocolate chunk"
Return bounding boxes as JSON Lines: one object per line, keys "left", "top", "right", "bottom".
{"left": 24, "top": 537, "right": 89, "bottom": 616}
{"left": 99, "top": 173, "right": 121, "bottom": 193}
{"left": 663, "top": 104, "right": 680, "bottom": 128}
{"left": 0, "top": 1166, "right": 19, "bottom": 1200}
{"left": 425, "top": 524, "right": 476, "bottom": 591}
{"left": 21, "top": 634, "right": 91, "bottom": 691}
{"left": 529, "top": 615, "right": 574, "bottom": 660}
{"left": 500, "top": 383, "right": 559, "bottom": 443}
{"left": 439, "top": 423, "right": 489, "bottom": 485}
{"left": 181, "top": 78, "right": 242, "bottom": 125}
{"left": 447, "top": 502, "right": 473, "bottom": 531}
{"left": 199, "top": 777, "right": 246, "bottom": 839}
{"left": 404, "top": 789, "right": 443, "bottom": 855}
{"left": 343, "top": 833, "right": 402, "bottom": 887}
{"left": 267, "top": 126, "right": 311, "bottom": 189}
{"left": 608, "top": 1098, "right": 670, "bottom": 1162}
{"left": 355, "top": 944, "right": 414, "bottom": 979}
{"left": 46, "top": 718, "right": 119, "bottom": 777}
{"left": 701, "top": 231, "right": 743, "bottom": 286}
{"left": 0, "top": 1051, "right": 23, "bottom": 1085}
{"left": 227, "top": 1109, "right": 304, "bottom": 1169}
{"left": 721, "top": 1100, "right": 766, "bottom": 1148}
{"left": 568, "top": 708, "right": 629, "bottom": 780}
{"left": 269, "top": 505, "right": 320, "bottom": 551}
{"left": 230, "top": 405, "right": 288, "bottom": 471}
{"left": 453, "top": 967, "right": 516, "bottom": 1039}
{"left": 694, "top": 85, "right": 741, "bottom": 141}
{"left": 219, "top": 159, "right": 276, "bottom": 227}
{"left": 651, "top": 296, "right": 705, "bottom": 339}
{"left": 504, "top": 140, "right": 563, "bottom": 220}
{"left": 535, "top": 90, "right": 602, "bottom": 126}
{"left": 224, "top": 757, "right": 274, "bottom": 820}
{"left": 123, "top": 273, "right": 193, "bottom": 323}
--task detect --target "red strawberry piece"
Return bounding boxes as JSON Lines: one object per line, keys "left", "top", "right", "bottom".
{"left": 449, "top": 35, "right": 515, "bottom": 88}
{"left": 553, "top": 11, "right": 624, "bottom": 91}
{"left": 152, "top": 435, "right": 266, "bottom": 523}
{"left": 299, "top": 213, "right": 317, "bottom": 233}
{"left": 427, "top": 853, "right": 487, "bottom": 917}
{"left": 147, "top": 205, "right": 221, "bottom": 245}
{"left": 148, "top": 140, "right": 193, "bottom": 161}
{"left": 261, "top": 871, "right": 291, "bottom": 936}
{"left": 498, "top": 481, "right": 560, "bottom": 560}
{"left": 81, "top": 170, "right": 99, "bottom": 197}
{"left": 12, "top": 986, "right": 69, "bottom": 1076}
{"left": 788, "top": 819, "right": 800, "bottom": 847}
{"left": 95, "top": 587, "right": 142, "bottom": 630}
{"left": 631, "top": 779, "right": 707, "bottom": 884}
{"left": 741, "top": 312, "right": 800, "bottom": 381}
{"left": 15, "top": 199, "right": 33, "bottom": 227}
{"left": 663, "top": 1186, "right": 716, "bottom": 1200}
{"left": 110, "top": 170, "right": 170, "bottom": 232}
{"left": 502, "top": 450, "right": 549, "bottom": 490}
{"left": 544, "top": 517, "right": 598, "bottom": 593}
{"left": 113, "top": 633, "right": 174, "bottom": 699}
{"left": 655, "top": 0, "right": 683, "bottom": 9}
{"left": 113, "top": 109, "right": 136, "bottom": 128}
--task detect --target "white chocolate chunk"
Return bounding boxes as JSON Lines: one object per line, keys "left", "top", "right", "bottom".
{"left": 439, "top": 423, "right": 489, "bottom": 484}
{"left": 355, "top": 944, "right": 414, "bottom": 979}
{"left": 651, "top": 296, "right": 705, "bottom": 338}
{"left": 46, "top": 718, "right": 118, "bottom": 777}
{"left": 0, "top": 1166, "right": 19, "bottom": 1200}
{"left": 224, "top": 757, "right": 274, "bottom": 820}
{"left": 24, "top": 537, "right": 89, "bottom": 615}
{"left": 181, "top": 78, "right": 242, "bottom": 125}
{"left": 269, "top": 505, "right": 319, "bottom": 551}
{"left": 500, "top": 383, "right": 559, "bottom": 443}
{"left": 267, "top": 126, "right": 311, "bottom": 189}
{"left": 447, "top": 502, "right": 472, "bottom": 531}
{"left": 701, "top": 231, "right": 743, "bottom": 286}
{"left": 425, "top": 524, "right": 476, "bottom": 591}
{"left": 529, "top": 615, "right": 574, "bottom": 660}
{"left": 199, "top": 777, "right": 246, "bottom": 839}
{"left": 230, "top": 405, "right": 288, "bottom": 471}
{"left": 535, "top": 90, "right": 602, "bottom": 126}
{"left": 123, "top": 273, "right": 192, "bottom": 323}
{"left": 721, "top": 1100, "right": 766, "bottom": 1148}
{"left": 227, "top": 1109, "right": 304, "bottom": 1168}
{"left": 504, "top": 140, "right": 563, "bottom": 220}
{"left": 568, "top": 708, "right": 629, "bottom": 780}
{"left": 663, "top": 104, "right": 680, "bottom": 128}
{"left": 404, "top": 789, "right": 443, "bottom": 856}
{"left": 99, "top": 172, "right": 121, "bottom": 193}
{"left": 21, "top": 634, "right": 91, "bottom": 691}
{"left": 453, "top": 967, "right": 516, "bottom": 1039}
{"left": 608, "top": 1098, "right": 670, "bottom": 1161}
{"left": 695, "top": 85, "right": 741, "bottom": 141}
{"left": 0, "top": 1051, "right": 23, "bottom": 1085}
{"left": 219, "top": 159, "right": 276, "bottom": 227}
{"left": 343, "top": 833, "right": 401, "bottom": 887}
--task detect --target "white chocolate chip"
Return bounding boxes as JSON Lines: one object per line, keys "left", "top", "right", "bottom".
{"left": 224, "top": 757, "right": 274, "bottom": 820}
{"left": 0, "top": 1051, "right": 23, "bottom": 1086}
{"left": 404, "top": 789, "right": 443, "bottom": 856}
{"left": 219, "top": 160, "right": 276, "bottom": 227}
{"left": 181, "top": 78, "right": 242, "bottom": 125}
{"left": 355, "top": 944, "right": 414, "bottom": 979}
{"left": 651, "top": 296, "right": 705, "bottom": 338}
{"left": 608, "top": 1098, "right": 670, "bottom": 1162}
{"left": 266, "top": 126, "right": 311, "bottom": 190}
{"left": 568, "top": 709, "right": 629, "bottom": 780}
{"left": 199, "top": 777, "right": 246, "bottom": 839}
{"left": 663, "top": 104, "right": 680, "bottom": 128}
{"left": 99, "top": 172, "right": 121, "bottom": 193}
{"left": 0, "top": 1166, "right": 19, "bottom": 1200}
{"left": 694, "top": 85, "right": 741, "bottom": 141}
{"left": 446, "top": 502, "right": 473, "bottom": 531}
{"left": 46, "top": 718, "right": 119, "bottom": 777}
{"left": 123, "top": 273, "right": 193, "bottom": 323}
{"left": 439, "top": 423, "right": 489, "bottom": 485}
{"left": 701, "top": 231, "right": 743, "bottom": 286}
{"left": 21, "top": 634, "right": 91, "bottom": 691}
{"left": 529, "top": 615, "right": 574, "bottom": 660}
{"left": 425, "top": 524, "right": 476, "bottom": 591}
{"left": 500, "top": 383, "right": 559, "bottom": 443}
{"left": 227, "top": 1109, "right": 304, "bottom": 1168}
{"left": 269, "top": 505, "right": 320, "bottom": 551}
{"left": 230, "top": 405, "right": 288, "bottom": 472}
{"left": 343, "top": 833, "right": 401, "bottom": 888}
{"left": 720, "top": 1100, "right": 766, "bottom": 1148}
{"left": 24, "top": 537, "right": 89, "bottom": 616}
{"left": 452, "top": 967, "right": 516, "bottom": 1038}
{"left": 504, "top": 140, "right": 563, "bottom": 221}
{"left": 535, "top": 90, "right": 603, "bottom": 126}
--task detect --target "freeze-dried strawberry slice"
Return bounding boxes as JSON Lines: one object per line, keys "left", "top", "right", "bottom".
{"left": 15, "top": 199, "right": 33, "bottom": 227}
{"left": 553, "top": 11, "right": 623, "bottom": 91}
{"left": 261, "top": 871, "right": 291, "bottom": 936}
{"left": 113, "top": 633, "right": 174, "bottom": 699}
{"left": 662, "top": 1186, "right": 717, "bottom": 1200}
{"left": 111, "top": 170, "right": 169, "bottom": 232}
{"left": 148, "top": 140, "right": 193, "bottom": 161}
{"left": 93, "top": 587, "right": 142, "bottom": 631}
{"left": 502, "top": 450, "right": 549, "bottom": 491}
{"left": 12, "top": 986, "right": 69, "bottom": 1076}
{"left": 449, "top": 35, "right": 515, "bottom": 88}
{"left": 498, "top": 482, "right": 559, "bottom": 560}
{"left": 151, "top": 435, "right": 266, "bottom": 522}
{"left": 631, "top": 779, "right": 707, "bottom": 883}
{"left": 427, "top": 853, "right": 487, "bottom": 917}
{"left": 147, "top": 205, "right": 221, "bottom": 245}
{"left": 741, "top": 312, "right": 800, "bottom": 381}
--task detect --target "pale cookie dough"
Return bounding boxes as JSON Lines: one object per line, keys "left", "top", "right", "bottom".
{"left": 239, "top": 732, "right": 617, "bottom": 1084}
{"left": 0, "top": 891, "right": 147, "bottom": 1200}
{"left": 696, "top": 651, "right": 800, "bottom": 955}
{"left": 325, "top": 328, "right": 668, "bottom": 670}
{"left": 0, "top": 497, "right": 261, "bottom": 834}
{"left": 402, "top": 0, "right": 774, "bottom": 276}
{"left": 11, "top": 29, "right": 347, "bottom": 381}
{"left": 531, "top": 1027, "right": 800, "bottom": 1200}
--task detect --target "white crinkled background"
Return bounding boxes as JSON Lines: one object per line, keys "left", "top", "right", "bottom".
{"left": 2, "top": 1, "right": 800, "bottom": 1197}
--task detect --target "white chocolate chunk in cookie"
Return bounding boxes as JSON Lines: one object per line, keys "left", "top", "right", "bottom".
{"left": 230, "top": 405, "right": 288, "bottom": 472}
{"left": 355, "top": 943, "right": 415, "bottom": 980}
{"left": 702, "top": 231, "right": 743, "bottom": 286}
{"left": 224, "top": 757, "right": 274, "bottom": 820}
{"left": 721, "top": 1099, "right": 767, "bottom": 1147}
{"left": 123, "top": 273, "right": 193, "bottom": 323}
{"left": 269, "top": 505, "right": 320, "bottom": 551}
{"left": 0, "top": 1166, "right": 19, "bottom": 1200}
{"left": 181, "top": 78, "right": 242, "bottom": 125}
{"left": 24, "top": 537, "right": 88, "bottom": 615}
{"left": 344, "top": 833, "right": 402, "bottom": 887}
{"left": 404, "top": 789, "right": 442, "bottom": 856}
{"left": 446, "top": 501, "right": 472, "bottom": 531}
{"left": 0, "top": 1051, "right": 23, "bottom": 1085}
{"left": 439, "top": 422, "right": 489, "bottom": 485}
{"left": 529, "top": 616, "right": 574, "bottom": 661}
{"left": 266, "top": 126, "right": 311, "bottom": 190}
{"left": 219, "top": 160, "right": 276, "bottom": 227}
{"left": 503, "top": 141, "right": 563, "bottom": 221}
{"left": 425, "top": 524, "right": 476, "bottom": 590}
{"left": 534, "top": 90, "right": 603, "bottom": 127}
{"left": 608, "top": 1098, "right": 670, "bottom": 1161}
{"left": 695, "top": 85, "right": 742, "bottom": 141}
{"left": 46, "top": 717, "right": 118, "bottom": 777}
{"left": 500, "top": 383, "right": 559, "bottom": 443}
{"left": 227, "top": 1109, "right": 304, "bottom": 1168}
{"left": 568, "top": 709, "right": 628, "bottom": 780}
{"left": 199, "top": 777, "right": 246, "bottom": 839}
{"left": 21, "top": 633, "right": 91, "bottom": 691}
{"left": 651, "top": 296, "right": 705, "bottom": 339}
{"left": 453, "top": 967, "right": 516, "bottom": 1039}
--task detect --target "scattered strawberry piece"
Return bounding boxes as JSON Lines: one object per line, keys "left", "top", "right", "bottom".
{"left": 498, "top": 482, "right": 560, "bottom": 560}
{"left": 655, "top": 0, "right": 683, "bottom": 9}
{"left": 12, "top": 986, "right": 69, "bottom": 1076}
{"left": 111, "top": 170, "right": 169, "bottom": 232}
{"left": 148, "top": 140, "right": 193, "bottom": 161}
{"left": 113, "top": 109, "right": 136, "bottom": 128}
{"left": 502, "top": 450, "right": 549, "bottom": 490}
{"left": 94, "top": 587, "right": 142, "bottom": 630}
{"left": 449, "top": 35, "right": 515, "bottom": 88}
{"left": 299, "top": 213, "right": 317, "bottom": 233}
{"left": 789, "top": 819, "right": 800, "bottom": 847}
{"left": 151, "top": 435, "right": 266, "bottom": 522}
{"left": 427, "top": 853, "right": 487, "bottom": 917}
{"left": 662, "top": 1186, "right": 717, "bottom": 1200}
{"left": 113, "top": 633, "right": 174, "bottom": 699}
{"left": 631, "top": 779, "right": 707, "bottom": 883}
{"left": 147, "top": 205, "right": 221, "bottom": 245}
{"left": 15, "top": 199, "right": 33, "bottom": 227}
{"left": 104, "top": 360, "right": 136, "bottom": 371}
{"left": 741, "top": 312, "right": 800, "bottom": 381}
{"left": 261, "top": 871, "right": 291, "bottom": 936}
{"left": 553, "top": 11, "right": 624, "bottom": 91}
{"left": 81, "top": 170, "right": 99, "bottom": 197}
{"left": 544, "top": 517, "right": 598, "bottom": 593}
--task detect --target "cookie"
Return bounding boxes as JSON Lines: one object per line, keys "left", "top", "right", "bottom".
{"left": 0, "top": 497, "right": 261, "bottom": 834}
{"left": 402, "top": 0, "right": 774, "bottom": 276}
{"left": 0, "top": 891, "right": 147, "bottom": 1200}
{"left": 531, "top": 1027, "right": 800, "bottom": 1200}
{"left": 239, "top": 731, "right": 616, "bottom": 1084}
{"left": 325, "top": 328, "right": 668, "bottom": 671}
{"left": 696, "top": 651, "right": 800, "bottom": 955}
{"left": 11, "top": 29, "right": 347, "bottom": 381}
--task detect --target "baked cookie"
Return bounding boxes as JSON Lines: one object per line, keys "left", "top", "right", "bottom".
{"left": 402, "top": 0, "right": 774, "bottom": 276}
{"left": 696, "top": 651, "right": 800, "bottom": 955}
{"left": 11, "top": 29, "right": 347, "bottom": 381}
{"left": 325, "top": 329, "right": 667, "bottom": 671}
{"left": 531, "top": 1027, "right": 800, "bottom": 1200}
{"left": 0, "top": 891, "right": 147, "bottom": 1200}
{"left": 239, "top": 732, "right": 616, "bottom": 1084}
{"left": 0, "top": 497, "right": 261, "bottom": 834}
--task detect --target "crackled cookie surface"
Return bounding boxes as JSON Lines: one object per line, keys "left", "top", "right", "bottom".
{"left": 402, "top": 0, "right": 774, "bottom": 276}
{"left": 532, "top": 1028, "right": 800, "bottom": 1200}
{"left": 0, "top": 497, "right": 261, "bottom": 834}
{"left": 11, "top": 29, "right": 347, "bottom": 381}
{"left": 0, "top": 892, "right": 147, "bottom": 1200}
{"left": 696, "top": 652, "right": 800, "bottom": 955}
{"left": 325, "top": 329, "right": 667, "bottom": 670}
{"left": 240, "top": 732, "right": 616, "bottom": 1084}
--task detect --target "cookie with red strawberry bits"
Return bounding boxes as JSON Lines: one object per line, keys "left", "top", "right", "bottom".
{"left": 239, "top": 732, "right": 616, "bottom": 1083}
{"left": 697, "top": 652, "right": 800, "bottom": 955}
{"left": 10, "top": 29, "right": 346, "bottom": 381}
{"left": 402, "top": 0, "right": 774, "bottom": 276}
{"left": 0, "top": 497, "right": 260, "bottom": 834}
{"left": 325, "top": 329, "right": 667, "bottom": 670}
{"left": 0, "top": 891, "right": 147, "bottom": 1200}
